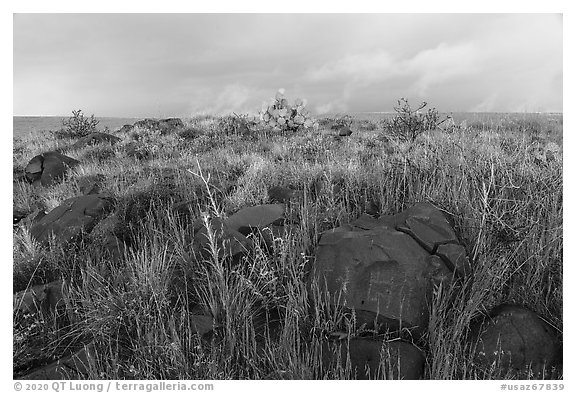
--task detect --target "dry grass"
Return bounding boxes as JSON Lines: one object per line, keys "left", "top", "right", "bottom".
{"left": 13, "top": 113, "right": 563, "bottom": 379}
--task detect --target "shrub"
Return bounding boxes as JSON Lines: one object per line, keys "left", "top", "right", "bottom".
{"left": 259, "top": 89, "right": 318, "bottom": 133}
{"left": 54, "top": 109, "right": 99, "bottom": 139}
{"left": 388, "top": 98, "right": 446, "bottom": 142}
{"left": 330, "top": 115, "right": 353, "bottom": 130}
{"left": 218, "top": 114, "right": 255, "bottom": 137}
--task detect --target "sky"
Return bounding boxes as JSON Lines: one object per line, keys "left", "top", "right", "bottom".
{"left": 13, "top": 13, "right": 563, "bottom": 117}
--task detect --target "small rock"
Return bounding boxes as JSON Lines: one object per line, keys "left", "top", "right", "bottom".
{"left": 268, "top": 186, "right": 303, "bottom": 204}
{"left": 76, "top": 174, "right": 106, "bottom": 195}
{"left": 338, "top": 127, "right": 352, "bottom": 137}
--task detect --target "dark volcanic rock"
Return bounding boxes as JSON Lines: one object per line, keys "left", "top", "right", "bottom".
{"left": 469, "top": 304, "right": 562, "bottom": 378}
{"left": 191, "top": 216, "right": 252, "bottom": 261}
{"left": 25, "top": 152, "right": 80, "bottom": 187}
{"left": 76, "top": 174, "right": 106, "bottom": 195}
{"left": 321, "top": 339, "right": 425, "bottom": 380}
{"left": 191, "top": 204, "right": 286, "bottom": 262}
{"left": 225, "top": 204, "right": 285, "bottom": 235}
{"left": 19, "top": 343, "right": 95, "bottom": 380}
{"left": 16, "top": 209, "right": 47, "bottom": 227}
{"left": 30, "top": 194, "right": 115, "bottom": 246}
{"left": 310, "top": 202, "right": 469, "bottom": 336}
{"left": 13, "top": 208, "right": 27, "bottom": 225}
{"left": 14, "top": 280, "right": 68, "bottom": 316}
{"left": 377, "top": 203, "right": 470, "bottom": 277}
{"left": 71, "top": 132, "right": 120, "bottom": 149}
{"left": 338, "top": 126, "right": 353, "bottom": 137}
{"left": 268, "top": 186, "right": 304, "bottom": 204}
{"left": 313, "top": 225, "right": 451, "bottom": 334}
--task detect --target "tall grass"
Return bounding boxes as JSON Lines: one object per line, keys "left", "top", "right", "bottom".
{"left": 13, "top": 113, "right": 562, "bottom": 379}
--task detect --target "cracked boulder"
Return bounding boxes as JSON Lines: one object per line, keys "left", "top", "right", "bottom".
{"left": 320, "top": 338, "right": 425, "bottom": 380}
{"left": 378, "top": 203, "right": 471, "bottom": 277}
{"left": 310, "top": 202, "right": 469, "bottom": 335}
{"left": 71, "top": 132, "right": 120, "bottom": 149}
{"left": 30, "top": 194, "right": 115, "bottom": 246}
{"left": 469, "top": 304, "right": 562, "bottom": 378}
{"left": 25, "top": 151, "right": 80, "bottom": 187}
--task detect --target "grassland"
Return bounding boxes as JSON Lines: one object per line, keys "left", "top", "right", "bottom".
{"left": 12, "top": 112, "right": 563, "bottom": 379}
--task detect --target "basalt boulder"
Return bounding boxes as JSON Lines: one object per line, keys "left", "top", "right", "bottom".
{"left": 30, "top": 194, "right": 115, "bottom": 246}
{"left": 469, "top": 304, "right": 562, "bottom": 378}
{"left": 320, "top": 338, "right": 425, "bottom": 380}
{"left": 191, "top": 216, "right": 252, "bottom": 262}
{"left": 76, "top": 174, "right": 106, "bottom": 195}
{"left": 14, "top": 209, "right": 46, "bottom": 227}
{"left": 18, "top": 343, "right": 96, "bottom": 380}
{"left": 13, "top": 208, "right": 28, "bottom": 226}
{"left": 14, "top": 280, "right": 68, "bottom": 317}
{"left": 378, "top": 202, "right": 471, "bottom": 277}
{"left": 25, "top": 152, "right": 80, "bottom": 187}
{"left": 191, "top": 204, "right": 286, "bottom": 262}
{"left": 338, "top": 126, "right": 353, "bottom": 137}
{"left": 311, "top": 202, "right": 470, "bottom": 336}
{"left": 268, "top": 186, "right": 304, "bottom": 204}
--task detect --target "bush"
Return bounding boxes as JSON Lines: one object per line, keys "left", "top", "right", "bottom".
{"left": 388, "top": 98, "right": 445, "bottom": 142}
{"left": 54, "top": 109, "right": 99, "bottom": 139}
{"left": 259, "top": 89, "right": 318, "bottom": 133}
{"left": 218, "top": 114, "right": 255, "bottom": 137}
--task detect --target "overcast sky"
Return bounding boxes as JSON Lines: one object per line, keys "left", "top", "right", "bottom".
{"left": 13, "top": 13, "right": 562, "bottom": 117}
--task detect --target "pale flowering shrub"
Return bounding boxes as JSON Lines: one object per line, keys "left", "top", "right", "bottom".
{"left": 259, "top": 89, "right": 318, "bottom": 133}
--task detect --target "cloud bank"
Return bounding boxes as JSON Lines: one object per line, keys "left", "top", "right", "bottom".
{"left": 13, "top": 14, "right": 562, "bottom": 116}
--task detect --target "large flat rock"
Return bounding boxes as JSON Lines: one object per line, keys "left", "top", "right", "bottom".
{"left": 30, "top": 194, "right": 115, "bottom": 246}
